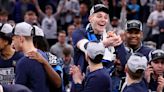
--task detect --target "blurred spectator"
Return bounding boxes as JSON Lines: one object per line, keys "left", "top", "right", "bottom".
{"left": 79, "top": 2, "right": 89, "bottom": 27}
{"left": 57, "top": 0, "right": 80, "bottom": 30}
{"left": 24, "top": 10, "right": 39, "bottom": 26}
{"left": 158, "top": 20, "right": 164, "bottom": 49}
{"left": 57, "top": 47, "right": 74, "bottom": 91}
{"left": 0, "top": 9, "right": 9, "bottom": 23}
{"left": 145, "top": 49, "right": 164, "bottom": 92}
{"left": 12, "top": 0, "right": 36, "bottom": 23}
{"left": 143, "top": 41, "right": 156, "bottom": 50}
{"left": 35, "top": 1, "right": 58, "bottom": 46}
{"left": 66, "top": 24, "right": 76, "bottom": 45}
{"left": 73, "top": 14, "right": 83, "bottom": 29}
{"left": 50, "top": 31, "right": 74, "bottom": 58}
{"left": 126, "top": 0, "right": 140, "bottom": 20}
{"left": 147, "top": 1, "right": 164, "bottom": 41}
{"left": 122, "top": 53, "right": 148, "bottom": 92}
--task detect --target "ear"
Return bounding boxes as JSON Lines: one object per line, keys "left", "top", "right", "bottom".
{"left": 88, "top": 15, "right": 93, "bottom": 23}
{"left": 20, "top": 36, "right": 25, "bottom": 43}
{"left": 140, "top": 32, "right": 143, "bottom": 40}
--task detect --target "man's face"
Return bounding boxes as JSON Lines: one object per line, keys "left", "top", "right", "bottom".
{"left": 67, "top": 25, "right": 75, "bottom": 36}
{"left": 12, "top": 36, "right": 22, "bottom": 51}
{"left": 0, "top": 15, "right": 8, "bottom": 23}
{"left": 125, "top": 29, "right": 142, "bottom": 47}
{"left": 89, "top": 11, "right": 109, "bottom": 35}
{"left": 156, "top": 2, "right": 164, "bottom": 11}
{"left": 58, "top": 33, "right": 66, "bottom": 44}
{"left": 151, "top": 59, "right": 164, "bottom": 75}
{"left": 24, "top": 13, "right": 37, "bottom": 24}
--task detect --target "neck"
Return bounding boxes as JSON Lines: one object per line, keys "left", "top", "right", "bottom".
{"left": 88, "top": 62, "right": 103, "bottom": 72}
{"left": 1, "top": 45, "right": 15, "bottom": 60}
{"left": 22, "top": 42, "right": 37, "bottom": 54}
{"left": 127, "top": 43, "right": 141, "bottom": 51}
{"left": 126, "top": 74, "right": 141, "bottom": 86}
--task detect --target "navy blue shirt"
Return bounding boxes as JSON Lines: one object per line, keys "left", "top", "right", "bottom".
{"left": 75, "top": 68, "right": 112, "bottom": 92}
{"left": 0, "top": 51, "right": 23, "bottom": 68}
{"left": 0, "top": 51, "right": 23, "bottom": 84}
{"left": 123, "top": 80, "right": 148, "bottom": 92}
{"left": 15, "top": 50, "right": 50, "bottom": 92}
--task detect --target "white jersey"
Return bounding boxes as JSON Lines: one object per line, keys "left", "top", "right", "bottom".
{"left": 41, "top": 16, "right": 57, "bottom": 39}
{"left": 147, "top": 10, "right": 164, "bottom": 35}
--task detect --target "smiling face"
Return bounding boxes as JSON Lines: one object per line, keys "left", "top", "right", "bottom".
{"left": 89, "top": 11, "right": 109, "bottom": 35}
{"left": 125, "top": 29, "right": 143, "bottom": 49}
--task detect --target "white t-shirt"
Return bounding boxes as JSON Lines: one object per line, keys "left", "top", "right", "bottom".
{"left": 41, "top": 16, "right": 57, "bottom": 39}
{"left": 147, "top": 10, "right": 164, "bottom": 35}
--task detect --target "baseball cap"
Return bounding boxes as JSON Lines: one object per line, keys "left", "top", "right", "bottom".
{"left": 90, "top": 4, "right": 109, "bottom": 16}
{"left": 127, "top": 53, "right": 148, "bottom": 73}
{"left": 2, "top": 84, "right": 32, "bottom": 92}
{"left": 86, "top": 42, "right": 105, "bottom": 60}
{"left": 125, "top": 20, "right": 142, "bottom": 31}
{"left": 33, "top": 25, "right": 44, "bottom": 37}
{"left": 0, "top": 23, "right": 13, "bottom": 34}
{"left": 148, "top": 49, "right": 164, "bottom": 62}
{"left": 12, "top": 22, "right": 34, "bottom": 36}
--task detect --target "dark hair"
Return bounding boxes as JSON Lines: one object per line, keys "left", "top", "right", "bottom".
{"left": 63, "top": 47, "right": 71, "bottom": 56}
{"left": 89, "top": 54, "right": 103, "bottom": 64}
{"left": 0, "top": 9, "right": 8, "bottom": 16}
{"left": 0, "top": 32, "right": 12, "bottom": 45}
{"left": 57, "top": 30, "right": 66, "bottom": 36}
{"left": 33, "top": 36, "right": 49, "bottom": 51}
{"left": 127, "top": 67, "right": 144, "bottom": 80}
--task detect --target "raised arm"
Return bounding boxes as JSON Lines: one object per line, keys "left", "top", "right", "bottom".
{"left": 34, "top": 0, "right": 46, "bottom": 18}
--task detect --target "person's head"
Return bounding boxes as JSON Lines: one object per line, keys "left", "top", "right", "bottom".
{"left": 86, "top": 42, "right": 105, "bottom": 64}
{"left": 131, "top": 0, "right": 137, "bottom": 4}
{"left": 0, "top": 23, "right": 13, "bottom": 51}
{"left": 126, "top": 53, "right": 148, "bottom": 80}
{"left": 11, "top": 22, "right": 34, "bottom": 52}
{"left": 0, "top": 9, "right": 8, "bottom": 23}
{"left": 45, "top": 4, "right": 53, "bottom": 16}
{"left": 73, "top": 14, "right": 82, "bottom": 26}
{"left": 57, "top": 31, "right": 66, "bottom": 44}
{"left": 24, "top": 10, "right": 37, "bottom": 25}
{"left": 89, "top": 4, "right": 109, "bottom": 35}
{"left": 125, "top": 20, "right": 143, "bottom": 49}
{"left": 111, "top": 16, "right": 119, "bottom": 27}
{"left": 101, "top": 0, "right": 109, "bottom": 7}
{"left": 63, "top": 47, "right": 72, "bottom": 63}
{"left": 32, "top": 25, "right": 49, "bottom": 52}
{"left": 156, "top": 1, "right": 164, "bottom": 12}
{"left": 67, "top": 24, "right": 75, "bottom": 36}
{"left": 80, "top": 3, "right": 88, "bottom": 15}
{"left": 149, "top": 49, "right": 164, "bottom": 76}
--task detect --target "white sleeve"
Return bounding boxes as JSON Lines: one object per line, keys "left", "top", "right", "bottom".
{"left": 77, "top": 39, "right": 89, "bottom": 53}
{"left": 0, "top": 85, "right": 3, "bottom": 92}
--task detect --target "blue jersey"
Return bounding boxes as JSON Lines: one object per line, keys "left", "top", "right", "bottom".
{"left": 123, "top": 80, "right": 148, "bottom": 92}
{"left": 0, "top": 51, "right": 23, "bottom": 84}
{"left": 15, "top": 49, "right": 50, "bottom": 92}
{"left": 75, "top": 68, "right": 112, "bottom": 92}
